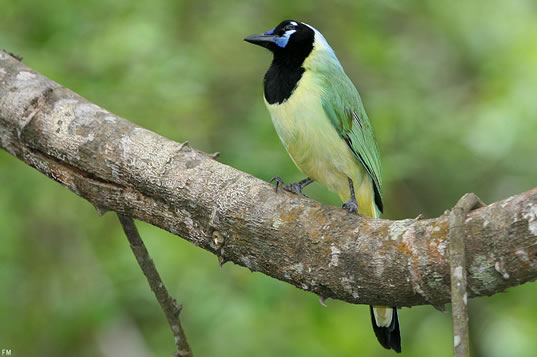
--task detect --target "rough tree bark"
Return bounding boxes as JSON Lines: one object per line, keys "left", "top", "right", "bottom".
{"left": 1, "top": 50, "right": 537, "bottom": 309}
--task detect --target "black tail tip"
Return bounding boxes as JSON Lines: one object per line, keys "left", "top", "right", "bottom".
{"left": 370, "top": 306, "right": 402, "bottom": 353}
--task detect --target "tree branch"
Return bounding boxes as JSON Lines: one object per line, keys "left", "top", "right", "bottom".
{"left": 117, "top": 214, "right": 193, "bottom": 356}
{"left": 1, "top": 50, "right": 537, "bottom": 309}
{"left": 448, "top": 193, "right": 485, "bottom": 357}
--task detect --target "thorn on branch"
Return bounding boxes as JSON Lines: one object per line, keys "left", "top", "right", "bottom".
{"left": 174, "top": 302, "right": 183, "bottom": 317}
{"left": 453, "top": 193, "right": 486, "bottom": 213}
{"left": 3, "top": 49, "right": 23, "bottom": 61}
{"left": 218, "top": 256, "right": 228, "bottom": 268}
{"left": 93, "top": 204, "right": 109, "bottom": 216}
{"left": 212, "top": 230, "right": 227, "bottom": 268}
{"left": 207, "top": 151, "right": 220, "bottom": 159}
{"left": 319, "top": 296, "right": 328, "bottom": 307}
{"left": 178, "top": 141, "right": 191, "bottom": 151}
{"left": 433, "top": 304, "right": 447, "bottom": 313}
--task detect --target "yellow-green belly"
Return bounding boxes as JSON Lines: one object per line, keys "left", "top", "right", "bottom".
{"left": 265, "top": 72, "right": 377, "bottom": 217}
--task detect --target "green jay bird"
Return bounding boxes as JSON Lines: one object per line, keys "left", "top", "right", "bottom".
{"left": 244, "top": 20, "right": 401, "bottom": 352}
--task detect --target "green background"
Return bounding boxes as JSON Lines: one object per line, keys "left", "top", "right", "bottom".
{"left": 1, "top": 0, "right": 537, "bottom": 356}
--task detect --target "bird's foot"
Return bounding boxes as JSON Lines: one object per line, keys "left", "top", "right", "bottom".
{"left": 270, "top": 176, "right": 312, "bottom": 197}
{"left": 342, "top": 198, "right": 359, "bottom": 213}
{"left": 342, "top": 177, "right": 359, "bottom": 214}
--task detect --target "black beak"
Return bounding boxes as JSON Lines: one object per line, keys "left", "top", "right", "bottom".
{"left": 244, "top": 33, "right": 276, "bottom": 48}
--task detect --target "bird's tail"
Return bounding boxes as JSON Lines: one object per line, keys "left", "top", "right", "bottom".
{"left": 338, "top": 179, "right": 401, "bottom": 352}
{"left": 370, "top": 306, "right": 401, "bottom": 353}
{"left": 369, "top": 185, "right": 401, "bottom": 353}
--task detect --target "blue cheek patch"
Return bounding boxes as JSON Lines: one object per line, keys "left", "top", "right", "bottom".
{"left": 273, "top": 30, "right": 296, "bottom": 48}
{"left": 264, "top": 28, "right": 275, "bottom": 35}
{"left": 273, "top": 36, "right": 290, "bottom": 48}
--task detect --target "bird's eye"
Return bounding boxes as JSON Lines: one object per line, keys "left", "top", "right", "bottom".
{"left": 283, "top": 24, "right": 294, "bottom": 32}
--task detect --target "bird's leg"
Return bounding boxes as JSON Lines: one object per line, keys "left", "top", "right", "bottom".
{"left": 342, "top": 177, "right": 359, "bottom": 213}
{"left": 270, "top": 176, "right": 313, "bottom": 196}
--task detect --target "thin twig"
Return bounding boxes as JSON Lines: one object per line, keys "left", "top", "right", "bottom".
{"left": 117, "top": 213, "right": 193, "bottom": 357}
{"left": 448, "top": 193, "right": 485, "bottom": 357}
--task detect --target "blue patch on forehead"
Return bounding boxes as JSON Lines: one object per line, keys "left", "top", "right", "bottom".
{"left": 264, "top": 28, "right": 275, "bottom": 35}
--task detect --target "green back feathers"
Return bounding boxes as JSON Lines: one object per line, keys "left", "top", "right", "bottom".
{"left": 315, "top": 59, "right": 384, "bottom": 213}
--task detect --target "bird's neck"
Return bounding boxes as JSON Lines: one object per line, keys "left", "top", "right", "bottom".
{"left": 263, "top": 53, "right": 307, "bottom": 105}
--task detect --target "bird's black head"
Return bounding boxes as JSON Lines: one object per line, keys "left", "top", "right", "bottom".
{"left": 244, "top": 20, "right": 315, "bottom": 59}
{"left": 244, "top": 20, "right": 317, "bottom": 104}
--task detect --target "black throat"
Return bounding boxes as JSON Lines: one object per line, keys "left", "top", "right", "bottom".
{"left": 263, "top": 31, "right": 315, "bottom": 105}
{"left": 264, "top": 56, "right": 305, "bottom": 105}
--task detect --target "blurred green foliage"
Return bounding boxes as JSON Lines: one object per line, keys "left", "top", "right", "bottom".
{"left": 1, "top": 0, "right": 537, "bottom": 356}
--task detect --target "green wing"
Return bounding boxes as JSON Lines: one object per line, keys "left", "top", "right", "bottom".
{"left": 320, "top": 73, "right": 384, "bottom": 213}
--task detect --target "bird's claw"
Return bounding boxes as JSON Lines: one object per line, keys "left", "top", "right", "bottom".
{"left": 342, "top": 198, "right": 359, "bottom": 213}
{"left": 270, "top": 176, "right": 285, "bottom": 192}
{"left": 270, "top": 176, "right": 308, "bottom": 196}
